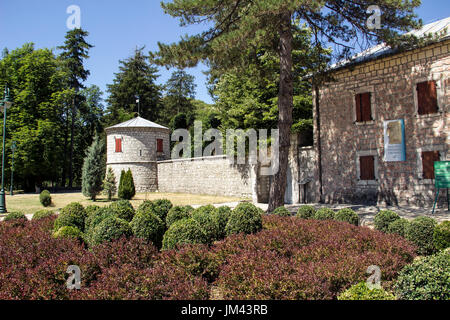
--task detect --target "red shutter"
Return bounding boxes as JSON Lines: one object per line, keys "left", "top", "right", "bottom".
{"left": 157, "top": 139, "right": 164, "bottom": 153}
{"left": 355, "top": 94, "right": 362, "bottom": 122}
{"left": 361, "top": 92, "right": 372, "bottom": 121}
{"left": 417, "top": 81, "right": 438, "bottom": 115}
{"left": 115, "top": 138, "right": 122, "bottom": 153}
{"left": 360, "top": 156, "right": 375, "bottom": 181}
{"left": 422, "top": 151, "right": 440, "bottom": 179}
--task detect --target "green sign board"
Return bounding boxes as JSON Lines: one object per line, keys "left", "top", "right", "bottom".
{"left": 435, "top": 161, "right": 450, "bottom": 189}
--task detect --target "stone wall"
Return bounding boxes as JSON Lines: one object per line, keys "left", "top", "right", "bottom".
{"left": 157, "top": 155, "right": 257, "bottom": 199}
{"left": 315, "top": 40, "right": 450, "bottom": 207}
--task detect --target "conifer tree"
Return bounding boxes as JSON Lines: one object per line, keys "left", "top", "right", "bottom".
{"left": 81, "top": 136, "right": 104, "bottom": 201}
{"left": 118, "top": 169, "right": 136, "bottom": 200}
{"left": 103, "top": 167, "right": 117, "bottom": 201}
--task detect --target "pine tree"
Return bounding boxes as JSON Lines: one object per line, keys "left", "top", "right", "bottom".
{"left": 103, "top": 167, "right": 117, "bottom": 201}
{"left": 81, "top": 136, "right": 105, "bottom": 201}
{"left": 152, "top": 0, "right": 421, "bottom": 211}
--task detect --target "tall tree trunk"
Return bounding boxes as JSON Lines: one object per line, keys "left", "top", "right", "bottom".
{"left": 268, "top": 12, "right": 293, "bottom": 212}
{"left": 68, "top": 97, "right": 75, "bottom": 188}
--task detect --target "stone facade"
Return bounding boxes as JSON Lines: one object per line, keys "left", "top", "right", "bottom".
{"left": 106, "top": 126, "right": 170, "bottom": 193}
{"left": 314, "top": 39, "right": 450, "bottom": 207}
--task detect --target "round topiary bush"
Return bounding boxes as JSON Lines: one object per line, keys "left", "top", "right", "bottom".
{"left": 338, "top": 282, "right": 396, "bottom": 300}
{"left": 130, "top": 211, "right": 165, "bottom": 248}
{"left": 84, "top": 207, "right": 116, "bottom": 245}
{"left": 296, "top": 205, "right": 316, "bottom": 219}
{"left": 395, "top": 249, "right": 449, "bottom": 300}
{"left": 109, "top": 200, "right": 135, "bottom": 222}
{"left": 54, "top": 202, "right": 86, "bottom": 232}
{"left": 272, "top": 206, "right": 290, "bottom": 217}
{"left": 314, "top": 208, "right": 335, "bottom": 221}
{"left": 85, "top": 205, "right": 101, "bottom": 217}
{"left": 214, "top": 206, "right": 232, "bottom": 239}
{"left": 191, "top": 206, "right": 221, "bottom": 243}
{"left": 162, "top": 218, "right": 208, "bottom": 250}
{"left": 39, "top": 190, "right": 52, "bottom": 207}
{"left": 374, "top": 210, "right": 400, "bottom": 233}
{"left": 166, "top": 206, "right": 191, "bottom": 227}
{"left": 53, "top": 226, "right": 83, "bottom": 240}
{"left": 32, "top": 210, "right": 55, "bottom": 220}
{"left": 4, "top": 211, "right": 26, "bottom": 221}
{"left": 225, "top": 203, "right": 263, "bottom": 236}
{"left": 335, "top": 208, "right": 359, "bottom": 226}
{"left": 91, "top": 216, "right": 132, "bottom": 245}
{"left": 387, "top": 218, "right": 410, "bottom": 238}
{"left": 433, "top": 221, "right": 450, "bottom": 251}
{"left": 151, "top": 199, "right": 173, "bottom": 223}
{"left": 405, "top": 216, "right": 437, "bottom": 256}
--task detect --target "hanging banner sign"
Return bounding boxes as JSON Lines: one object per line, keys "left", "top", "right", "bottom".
{"left": 384, "top": 119, "right": 406, "bottom": 162}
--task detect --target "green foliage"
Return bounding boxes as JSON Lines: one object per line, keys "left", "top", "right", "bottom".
{"left": 53, "top": 226, "right": 83, "bottom": 240}
{"left": 108, "top": 200, "right": 135, "bottom": 222}
{"left": 53, "top": 202, "right": 86, "bottom": 232}
{"left": 314, "top": 208, "right": 335, "bottom": 221}
{"left": 118, "top": 169, "right": 135, "bottom": 200}
{"left": 102, "top": 167, "right": 117, "bottom": 201}
{"left": 335, "top": 208, "right": 359, "bottom": 226}
{"left": 130, "top": 211, "right": 165, "bottom": 248}
{"left": 338, "top": 282, "right": 396, "bottom": 300}
{"left": 225, "top": 203, "right": 262, "bottom": 236}
{"left": 150, "top": 199, "right": 173, "bottom": 223}
{"left": 32, "top": 210, "right": 55, "bottom": 220}
{"left": 84, "top": 207, "right": 115, "bottom": 237}
{"left": 405, "top": 217, "right": 437, "bottom": 256}
{"left": 191, "top": 206, "right": 221, "bottom": 243}
{"left": 272, "top": 206, "right": 290, "bottom": 217}
{"left": 85, "top": 205, "right": 101, "bottom": 217}
{"left": 39, "top": 190, "right": 52, "bottom": 207}
{"left": 296, "top": 205, "right": 316, "bottom": 219}
{"left": 81, "top": 136, "right": 105, "bottom": 201}
{"left": 162, "top": 218, "right": 208, "bottom": 250}
{"left": 374, "top": 210, "right": 400, "bottom": 233}
{"left": 166, "top": 206, "right": 192, "bottom": 227}
{"left": 4, "top": 211, "right": 26, "bottom": 221}
{"left": 91, "top": 216, "right": 132, "bottom": 245}
{"left": 387, "top": 218, "right": 410, "bottom": 238}
{"left": 433, "top": 221, "right": 450, "bottom": 251}
{"left": 213, "top": 206, "right": 232, "bottom": 239}
{"left": 395, "top": 250, "right": 450, "bottom": 300}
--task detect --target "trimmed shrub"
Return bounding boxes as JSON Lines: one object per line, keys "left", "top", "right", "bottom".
{"left": 39, "top": 190, "right": 52, "bottom": 207}
{"left": 85, "top": 205, "right": 101, "bottom": 217}
{"left": 314, "top": 208, "right": 335, "bottom": 221}
{"left": 4, "top": 211, "right": 26, "bottom": 222}
{"left": 225, "top": 203, "right": 263, "bottom": 236}
{"left": 296, "top": 205, "right": 316, "bottom": 219}
{"left": 395, "top": 249, "right": 449, "bottom": 300}
{"left": 162, "top": 218, "right": 208, "bottom": 250}
{"left": 213, "top": 206, "right": 232, "bottom": 239}
{"left": 374, "top": 210, "right": 400, "bottom": 233}
{"left": 91, "top": 216, "right": 132, "bottom": 245}
{"left": 53, "top": 226, "right": 83, "bottom": 240}
{"left": 166, "top": 206, "right": 191, "bottom": 227}
{"left": 191, "top": 206, "right": 221, "bottom": 243}
{"left": 130, "top": 211, "right": 165, "bottom": 248}
{"left": 118, "top": 169, "right": 135, "bottom": 200}
{"left": 335, "top": 208, "right": 359, "bottom": 226}
{"left": 405, "top": 216, "right": 437, "bottom": 256}
{"left": 32, "top": 210, "right": 55, "bottom": 221}
{"left": 54, "top": 202, "right": 86, "bottom": 232}
{"left": 272, "top": 206, "right": 290, "bottom": 217}
{"left": 338, "top": 282, "right": 396, "bottom": 300}
{"left": 387, "top": 218, "right": 410, "bottom": 238}
{"left": 150, "top": 199, "right": 173, "bottom": 223}
{"left": 433, "top": 221, "right": 450, "bottom": 251}
{"left": 84, "top": 207, "right": 115, "bottom": 235}
{"left": 109, "top": 200, "right": 135, "bottom": 222}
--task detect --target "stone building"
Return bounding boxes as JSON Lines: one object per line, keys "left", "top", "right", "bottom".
{"left": 105, "top": 116, "right": 170, "bottom": 192}
{"left": 306, "top": 17, "right": 450, "bottom": 207}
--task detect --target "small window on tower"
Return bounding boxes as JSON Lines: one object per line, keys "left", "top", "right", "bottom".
{"left": 421, "top": 151, "right": 440, "bottom": 179}
{"left": 157, "top": 139, "right": 164, "bottom": 153}
{"left": 355, "top": 92, "right": 372, "bottom": 122}
{"left": 359, "top": 156, "right": 375, "bottom": 181}
{"left": 417, "top": 81, "right": 438, "bottom": 115}
{"left": 115, "top": 138, "right": 122, "bottom": 153}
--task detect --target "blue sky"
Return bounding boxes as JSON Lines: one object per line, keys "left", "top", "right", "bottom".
{"left": 1, "top": 0, "right": 449, "bottom": 105}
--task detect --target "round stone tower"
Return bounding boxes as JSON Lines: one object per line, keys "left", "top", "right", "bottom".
{"left": 105, "top": 116, "right": 170, "bottom": 193}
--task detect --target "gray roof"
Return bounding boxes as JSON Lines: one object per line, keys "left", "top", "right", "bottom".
{"left": 106, "top": 116, "right": 169, "bottom": 130}
{"left": 330, "top": 16, "right": 450, "bottom": 71}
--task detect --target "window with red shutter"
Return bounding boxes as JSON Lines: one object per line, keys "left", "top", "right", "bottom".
{"left": 360, "top": 156, "right": 375, "bottom": 180}
{"left": 417, "top": 81, "right": 438, "bottom": 115}
{"left": 355, "top": 92, "right": 372, "bottom": 122}
{"left": 422, "top": 151, "right": 440, "bottom": 179}
{"left": 157, "top": 139, "right": 164, "bottom": 153}
{"left": 115, "top": 138, "right": 122, "bottom": 153}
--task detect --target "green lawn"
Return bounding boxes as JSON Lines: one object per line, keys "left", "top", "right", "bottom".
{"left": 2, "top": 192, "right": 246, "bottom": 215}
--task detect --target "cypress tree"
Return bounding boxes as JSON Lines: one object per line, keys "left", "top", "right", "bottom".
{"left": 118, "top": 169, "right": 136, "bottom": 200}
{"left": 103, "top": 167, "right": 117, "bottom": 201}
{"left": 81, "top": 136, "right": 104, "bottom": 201}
